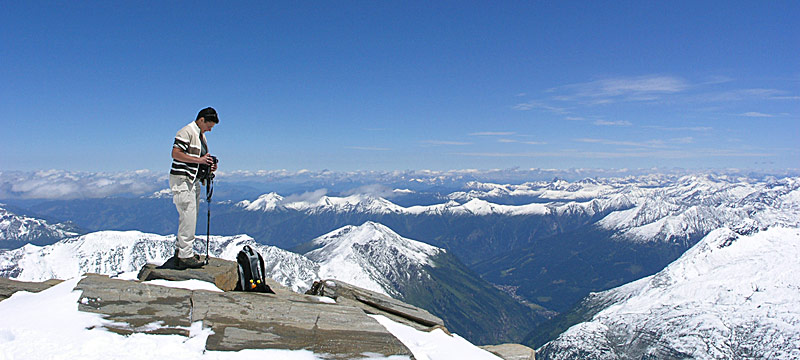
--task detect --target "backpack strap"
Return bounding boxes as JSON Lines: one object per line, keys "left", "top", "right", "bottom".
{"left": 237, "top": 262, "right": 246, "bottom": 291}
{"left": 248, "top": 250, "right": 263, "bottom": 284}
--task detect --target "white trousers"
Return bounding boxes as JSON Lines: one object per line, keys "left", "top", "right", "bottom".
{"left": 170, "top": 174, "right": 201, "bottom": 259}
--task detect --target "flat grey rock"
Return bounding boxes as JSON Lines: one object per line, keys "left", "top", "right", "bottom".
{"left": 137, "top": 256, "right": 239, "bottom": 291}
{"left": 480, "top": 343, "right": 537, "bottom": 360}
{"left": 193, "top": 290, "right": 411, "bottom": 357}
{"left": 0, "top": 277, "right": 63, "bottom": 301}
{"left": 76, "top": 273, "right": 194, "bottom": 336}
{"left": 74, "top": 274, "right": 413, "bottom": 358}
{"left": 307, "top": 279, "right": 445, "bottom": 331}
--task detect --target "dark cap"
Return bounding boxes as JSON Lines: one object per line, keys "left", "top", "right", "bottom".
{"left": 196, "top": 107, "right": 219, "bottom": 123}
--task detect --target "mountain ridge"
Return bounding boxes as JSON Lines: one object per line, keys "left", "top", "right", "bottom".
{"left": 0, "top": 204, "right": 80, "bottom": 249}
{"left": 537, "top": 226, "right": 800, "bottom": 359}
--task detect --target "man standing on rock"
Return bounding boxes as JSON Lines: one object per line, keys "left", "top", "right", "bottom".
{"left": 169, "top": 107, "right": 219, "bottom": 269}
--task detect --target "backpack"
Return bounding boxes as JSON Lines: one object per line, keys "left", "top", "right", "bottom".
{"left": 235, "top": 245, "right": 274, "bottom": 293}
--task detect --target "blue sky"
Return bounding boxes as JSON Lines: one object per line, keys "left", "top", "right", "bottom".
{"left": 2, "top": 1, "right": 798, "bottom": 172}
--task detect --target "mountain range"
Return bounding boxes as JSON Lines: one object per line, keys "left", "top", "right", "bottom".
{"left": 0, "top": 204, "right": 80, "bottom": 249}
{"left": 3, "top": 172, "right": 799, "bottom": 357}
{"left": 0, "top": 221, "right": 540, "bottom": 345}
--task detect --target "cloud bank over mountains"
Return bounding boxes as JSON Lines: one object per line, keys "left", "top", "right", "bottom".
{"left": 2, "top": 168, "right": 799, "bottom": 200}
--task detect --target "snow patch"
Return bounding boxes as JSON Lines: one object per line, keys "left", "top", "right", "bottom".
{"left": 370, "top": 315, "right": 501, "bottom": 360}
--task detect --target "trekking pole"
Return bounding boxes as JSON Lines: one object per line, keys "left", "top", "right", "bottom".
{"left": 205, "top": 174, "right": 214, "bottom": 265}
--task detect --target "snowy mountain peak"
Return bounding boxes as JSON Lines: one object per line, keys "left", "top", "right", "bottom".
{"left": 295, "top": 194, "right": 403, "bottom": 214}
{"left": 309, "top": 221, "right": 441, "bottom": 261}
{"left": 236, "top": 192, "right": 285, "bottom": 211}
{"left": 305, "top": 221, "right": 444, "bottom": 296}
{"left": 458, "top": 198, "right": 501, "bottom": 215}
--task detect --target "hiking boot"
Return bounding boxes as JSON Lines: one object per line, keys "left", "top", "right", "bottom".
{"left": 176, "top": 255, "right": 205, "bottom": 269}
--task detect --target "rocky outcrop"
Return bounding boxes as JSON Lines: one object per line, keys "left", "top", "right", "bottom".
{"left": 76, "top": 273, "right": 412, "bottom": 358}
{"left": 480, "top": 343, "right": 537, "bottom": 360}
{"left": 137, "top": 255, "right": 239, "bottom": 291}
{"left": 307, "top": 279, "right": 445, "bottom": 332}
{"left": 0, "top": 277, "right": 63, "bottom": 301}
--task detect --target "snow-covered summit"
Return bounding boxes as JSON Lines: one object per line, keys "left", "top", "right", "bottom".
{"left": 236, "top": 192, "right": 285, "bottom": 211}
{"left": 305, "top": 221, "right": 444, "bottom": 297}
{"left": 291, "top": 195, "right": 405, "bottom": 214}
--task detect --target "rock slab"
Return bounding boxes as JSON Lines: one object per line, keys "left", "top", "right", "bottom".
{"left": 137, "top": 256, "right": 239, "bottom": 291}
{"left": 0, "top": 277, "right": 62, "bottom": 301}
{"left": 307, "top": 279, "right": 445, "bottom": 331}
{"left": 480, "top": 343, "right": 537, "bottom": 360}
{"left": 75, "top": 274, "right": 413, "bottom": 359}
{"left": 76, "top": 273, "right": 194, "bottom": 336}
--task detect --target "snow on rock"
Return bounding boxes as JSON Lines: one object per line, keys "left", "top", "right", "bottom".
{"left": 371, "top": 314, "right": 502, "bottom": 360}
{"left": 538, "top": 226, "right": 800, "bottom": 360}
{"left": 143, "top": 278, "right": 224, "bottom": 292}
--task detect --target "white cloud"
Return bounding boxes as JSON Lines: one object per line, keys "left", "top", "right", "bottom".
{"left": 342, "top": 184, "right": 397, "bottom": 198}
{"left": 700, "top": 88, "right": 800, "bottom": 102}
{"left": 0, "top": 170, "right": 165, "bottom": 200}
{"left": 739, "top": 112, "right": 775, "bottom": 118}
{"left": 283, "top": 188, "right": 329, "bottom": 203}
{"left": 455, "top": 148, "right": 773, "bottom": 159}
{"left": 498, "top": 139, "right": 546, "bottom": 145}
{"left": 644, "top": 125, "right": 713, "bottom": 132}
{"left": 670, "top": 137, "right": 695, "bottom": 144}
{"left": 346, "top": 146, "right": 391, "bottom": 151}
{"left": 593, "top": 120, "right": 632, "bottom": 126}
{"left": 596, "top": 75, "right": 688, "bottom": 94}
{"left": 421, "top": 140, "right": 472, "bottom": 146}
{"left": 575, "top": 138, "right": 667, "bottom": 148}
{"left": 469, "top": 132, "right": 516, "bottom": 136}
{"left": 550, "top": 75, "right": 689, "bottom": 103}
{"left": 512, "top": 101, "right": 569, "bottom": 114}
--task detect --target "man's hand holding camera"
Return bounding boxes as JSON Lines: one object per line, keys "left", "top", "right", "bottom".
{"left": 197, "top": 154, "right": 218, "bottom": 183}
{"left": 200, "top": 154, "right": 218, "bottom": 172}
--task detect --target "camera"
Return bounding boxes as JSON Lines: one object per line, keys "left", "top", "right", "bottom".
{"left": 198, "top": 155, "right": 218, "bottom": 182}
